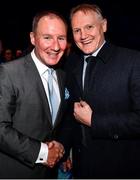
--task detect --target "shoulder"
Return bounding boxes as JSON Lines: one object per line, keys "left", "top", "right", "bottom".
{"left": 119, "top": 47, "right": 140, "bottom": 67}
{"left": 0, "top": 54, "right": 31, "bottom": 70}
{"left": 63, "top": 51, "right": 82, "bottom": 72}
{"left": 110, "top": 42, "right": 140, "bottom": 57}
{"left": 107, "top": 42, "right": 140, "bottom": 64}
{"left": 0, "top": 54, "right": 32, "bottom": 82}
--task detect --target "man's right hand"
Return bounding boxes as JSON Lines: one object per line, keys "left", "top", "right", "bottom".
{"left": 43, "top": 140, "right": 65, "bottom": 168}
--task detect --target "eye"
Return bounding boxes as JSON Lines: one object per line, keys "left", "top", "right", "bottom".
{"left": 44, "top": 35, "right": 52, "bottom": 40}
{"left": 73, "top": 29, "right": 80, "bottom": 34}
{"left": 86, "top": 25, "right": 94, "bottom": 30}
{"left": 58, "top": 36, "right": 66, "bottom": 41}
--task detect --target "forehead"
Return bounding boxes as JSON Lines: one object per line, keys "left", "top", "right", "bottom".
{"left": 72, "top": 11, "right": 98, "bottom": 27}
{"left": 37, "top": 16, "right": 67, "bottom": 32}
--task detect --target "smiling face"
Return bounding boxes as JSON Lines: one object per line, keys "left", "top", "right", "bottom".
{"left": 30, "top": 15, "right": 67, "bottom": 66}
{"left": 71, "top": 10, "right": 107, "bottom": 54}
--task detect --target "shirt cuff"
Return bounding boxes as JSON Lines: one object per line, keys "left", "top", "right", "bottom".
{"left": 35, "top": 142, "right": 48, "bottom": 163}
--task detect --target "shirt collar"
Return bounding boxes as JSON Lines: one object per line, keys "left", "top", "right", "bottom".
{"left": 31, "top": 49, "right": 49, "bottom": 76}
{"left": 84, "top": 40, "right": 106, "bottom": 60}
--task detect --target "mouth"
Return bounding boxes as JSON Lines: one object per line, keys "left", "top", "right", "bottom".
{"left": 47, "top": 52, "right": 59, "bottom": 58}
{"left": 81, "top": 40, "right": 93, "bottom": 45}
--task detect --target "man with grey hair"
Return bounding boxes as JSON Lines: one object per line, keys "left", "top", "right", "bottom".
{"left": 64, "top": 3, "right": 140, "bottom": 178}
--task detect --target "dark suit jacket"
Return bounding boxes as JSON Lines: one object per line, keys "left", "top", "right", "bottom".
{"left": 0, "top": 53, "right": 68, "bottom": 178}
{"left": 64, "top": 42, "right": 140, "bottom": 178}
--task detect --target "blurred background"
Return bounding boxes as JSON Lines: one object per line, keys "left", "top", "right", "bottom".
{"left": 0, "top": 0, "right": 140, "bottom": 54}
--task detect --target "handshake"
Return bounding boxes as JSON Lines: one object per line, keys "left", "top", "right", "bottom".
{"left": 43, "top": 140, "right": 65, "bottom": 168}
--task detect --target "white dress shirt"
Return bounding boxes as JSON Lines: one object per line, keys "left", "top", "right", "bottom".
{"left": 31, "top": 49, "right": 60, "bottom": 164}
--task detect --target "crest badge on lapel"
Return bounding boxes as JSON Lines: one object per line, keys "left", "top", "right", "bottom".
{"left": 65, "top": 88, "right": 70, "bottom": 100}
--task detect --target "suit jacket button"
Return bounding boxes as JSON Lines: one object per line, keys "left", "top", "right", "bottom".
{"left": 78, "top": 148, "right": 81, "bottom": 153}
{"left": 114, "top": 134, "right": 119, "bottom": 139}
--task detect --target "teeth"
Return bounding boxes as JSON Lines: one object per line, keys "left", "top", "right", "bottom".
{"left": 48, "top": 52, "right": 58, "bottom": 55}
{"left": 82, "top": 41, "right": 91, "bottom": 44}
{"left": 50, "top": 54, "right": 58, "bottom": 58}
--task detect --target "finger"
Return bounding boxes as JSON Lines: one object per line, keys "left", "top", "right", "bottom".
{"left": 48, "top": 142, "right": 54, "bottom": 149}
{"left": 47, "top": 159, "right": 56, "bottom": 166}
{"left": 74, "top": 102, "right": 80, "bottom": 108}
{"left": 60, "top": 145, "right": 65, "bottom": 152}
{"left": 80, "top": 100, "right": 87, "bottom": 106}
{"left": 61, "top": 162, "right": 67, "bottom": 172}
{"left": 47, "top": 163, "right": 55, "bottom": 168}
{"left": 67, "top": 160, "right": 72, "bottom": 170}
{"left": 43, "top": 161, "right": 55, "bottom": 168}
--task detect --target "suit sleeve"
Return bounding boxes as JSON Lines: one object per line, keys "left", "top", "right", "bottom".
{"left": 0, "top": 65, "right": 41, "bottom": 167}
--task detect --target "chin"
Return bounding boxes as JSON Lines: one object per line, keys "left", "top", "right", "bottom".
{"left": 83, "top": 51, "right": 92, "bottom": 55}
{"left": 81, "top": 47, "right": 92, "bottom": 54}
{"left": 51, "top": 61, "right": 59, "bottom": 66}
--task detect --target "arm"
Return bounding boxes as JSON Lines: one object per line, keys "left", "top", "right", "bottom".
{"left": 0, "top": 65, "right": 41, "bottom": 167}
{"left": 0, "top": 65, "right": 65, "bottom": 168}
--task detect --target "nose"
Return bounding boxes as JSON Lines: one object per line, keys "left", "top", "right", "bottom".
{"left": 81, "top": 29, "right": 88, "bottom": 40}
{"left": 52, "top": 39, "right": 60, "bottom": 52}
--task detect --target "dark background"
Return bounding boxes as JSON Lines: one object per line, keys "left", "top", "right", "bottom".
{"left": 0, "top": 0, "right": 140, "bottom": 51}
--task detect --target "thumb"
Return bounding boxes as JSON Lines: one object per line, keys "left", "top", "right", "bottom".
{"left": 48, "top": 141, "right": 54, "bottom": 149}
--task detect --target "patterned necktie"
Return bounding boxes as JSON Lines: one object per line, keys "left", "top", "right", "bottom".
{"left": 46, "top": 68, "right": 59, "bottom": 125}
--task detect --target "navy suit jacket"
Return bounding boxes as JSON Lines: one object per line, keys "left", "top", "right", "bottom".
{"left": 65, "top": 42, "right": 140, "bottom": 178}
{"left": 0, "top": 53, "right": 68, "bottom": 178}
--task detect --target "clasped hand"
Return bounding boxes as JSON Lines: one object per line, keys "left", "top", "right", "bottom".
{"left": 74, "top": 100, "right": 92, "bottom": 126}
{"left": 43, "top": 140, "right": 65, "bottom": 168}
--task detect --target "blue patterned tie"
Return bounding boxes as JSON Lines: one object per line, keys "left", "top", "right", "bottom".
{"left": 47, "top": 68, "right": 59, "bottom": 125}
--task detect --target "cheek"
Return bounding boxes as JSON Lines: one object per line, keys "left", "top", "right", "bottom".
{"left": 37, "top": 39, "right": 50, "bottom": 50}
{"left": 73, "top": 35, "right": 80, "bottom": 42}
{"left": 60, "top": 43, "right": 67, "bottom": 51}
{"left": 73, "top": 34, "right": 79, "bottom": 42}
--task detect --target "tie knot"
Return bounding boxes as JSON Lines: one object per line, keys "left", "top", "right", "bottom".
{"left": 86, "top": 56, "right": 97, "bottom": 63}
{"left": 48, "top": 68, "right": 53, "bottom": 75}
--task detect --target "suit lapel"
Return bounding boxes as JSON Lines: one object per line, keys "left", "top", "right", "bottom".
{"left": 53, "top": 69, "right": 65, "bottom": 127}
{"left": 73, "top": 56, "right": 84, "bottom": 98}
{"left": 24, "top": 54, "right": 52, "bottom": 127}
{"left": 98, "top": 41, "right": 116, "bottom": 63}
